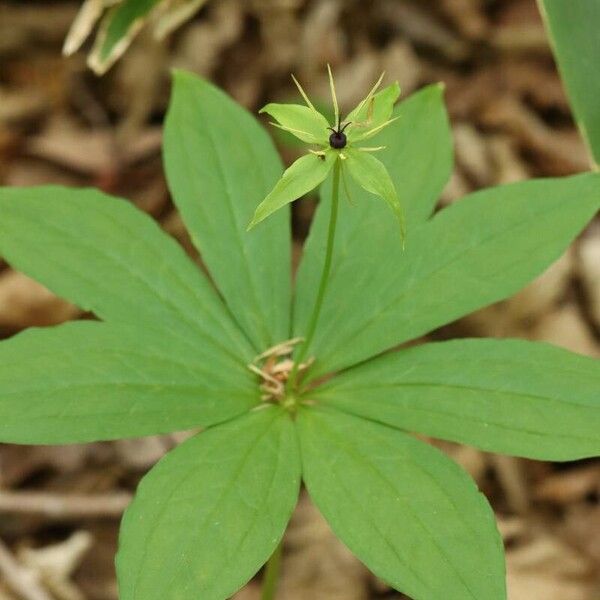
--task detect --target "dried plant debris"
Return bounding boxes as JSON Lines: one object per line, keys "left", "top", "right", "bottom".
{"left": 63, "top": 0, "right": 210, "bottom": 75}
{"left": 1, "top": 0, "right": 599, "bottom": 598}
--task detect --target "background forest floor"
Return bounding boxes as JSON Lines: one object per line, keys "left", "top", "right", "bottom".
{"left": 0, "top": 1, "right": 599, "bottom": 598}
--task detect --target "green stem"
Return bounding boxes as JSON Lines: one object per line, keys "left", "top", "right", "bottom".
{"left": 261, "top": 542, "right": 283, "bottom": 600}
{"left": 288, "top": 158, "right": 341, "bottom": 391}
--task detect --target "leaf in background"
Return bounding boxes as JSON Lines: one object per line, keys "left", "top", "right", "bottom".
{"left": 296, "top": 173, "right": 600, "bottom": 380}
{"left": 315, "top": 338, "right": 600, "bottom": 461}
{"left": 89, "top": 0, "right": 160, "bottom": 75}
{"left": 299, "top": 408, "right": 506, "bottom": 600}
{"left": 0, "top": 321, "right": 257, "bottom": 444}
{"left": 165, "top": 72, "right": 291, "bottom": 351}
{"left": 538, "top": 0, "right": 600, "bottom": 167}
{"left": 248, "top": 151, "right": 336, "bottom": 230}
{"left": 0, "top": 186, "right": 254, "bottom": 363}
{"left": 117, "top": 407, "right": 300, "bottom": 600}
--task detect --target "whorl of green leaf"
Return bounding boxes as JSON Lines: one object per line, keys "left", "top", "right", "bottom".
{"left": 1, "top": 71, "right": 599, "bottom": 600}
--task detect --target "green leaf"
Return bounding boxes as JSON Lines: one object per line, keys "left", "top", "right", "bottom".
{"left": 315, "top": 338, "right": 600, "bottom": 461}
{"left": 260, "top": 103, "right": 330, "bottom": 145}
{"left": 165, "top": 72, "right": 291, "bottom": 351}
{"left": 295, "top": 173, "right": 600, "bottom": 380}
{"left": 344, "top": 148, "right": 405, "bottom": 239}
{"left": 346, "top": 83, "right": 401, "bottom": 142}
{"left": 248, "top": 151, "right": 336, "bottom": 230}
{"left": 0, "top": 186, "right": 254, "bottom": 363}
{"left": 298, "top": 408, "right": 505, "bottom": 600}
{"left": 0, "top": 321, "right": 257, "bottom": 444}
{"left": 117, "top": 407, "right": 300, "bottom": 600}
{"left": 538, "top": 0, "right": 600, "bottom": 167}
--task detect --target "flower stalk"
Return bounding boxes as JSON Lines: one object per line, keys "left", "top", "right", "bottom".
{"left": 288, "top": 158, "right": 341, "bottom": 391}
{"left": 248, "top": 66, "right": 405, "bottom": 393}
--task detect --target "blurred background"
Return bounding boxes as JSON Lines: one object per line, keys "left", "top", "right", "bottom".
{"left": 0, "top": 0, "right": 599, "bottom": 598}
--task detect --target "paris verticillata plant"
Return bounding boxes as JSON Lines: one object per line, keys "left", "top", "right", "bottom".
{"left": 1, "top": 69, "right": 600, "bottom": 600}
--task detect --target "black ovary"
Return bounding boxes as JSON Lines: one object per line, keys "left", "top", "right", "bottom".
{"left": 329, "top": 131, "right": 347, "bottom": 149}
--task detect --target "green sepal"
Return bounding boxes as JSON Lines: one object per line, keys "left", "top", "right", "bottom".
{"left": 260, "top": 103, "right": 330, "bottom": 145}
{"left": 344, "top": 147, "right": 406, "bottom": 241}
{"left": 248, "top": 151, "right": 336, "bottom": 229}
{"left": 345, "top": 82, "right": 401, "bottom": 142}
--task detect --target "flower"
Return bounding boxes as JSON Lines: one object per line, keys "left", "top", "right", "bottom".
{"left": 247, "top": 66, "right": 405, "bottom": 238}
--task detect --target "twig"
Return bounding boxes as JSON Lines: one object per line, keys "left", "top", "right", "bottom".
{"left": 0, "top": 537, "right": 53, "bottom": 600}
{"left": 0, "top": 491, "right": 132, "bottom": 520}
